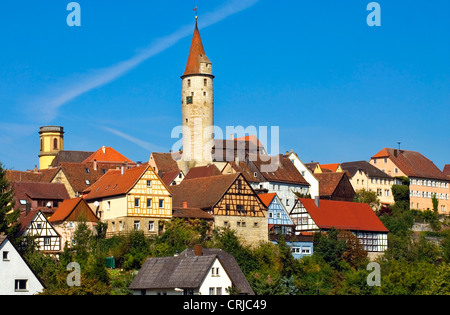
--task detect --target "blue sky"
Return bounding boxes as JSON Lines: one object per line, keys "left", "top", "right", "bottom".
{"left": 0, "top": 0, "right": 449, "bottom": 171}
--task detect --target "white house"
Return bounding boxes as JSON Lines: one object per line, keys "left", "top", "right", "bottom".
{"left": 286, "top": 151, "right": 319, "bottom": 199}
{"left": 129, "top": 246, "right": 254, "bottom": 295}
{"left": 0, "top": 235, "right": 45, "bottom": 295}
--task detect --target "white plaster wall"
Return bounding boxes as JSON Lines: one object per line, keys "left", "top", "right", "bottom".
{"left": 0, "top": 239, "right": 44, "bottom": 295}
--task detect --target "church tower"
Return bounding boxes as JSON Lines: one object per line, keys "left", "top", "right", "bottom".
{"left": 180, "top": 16, "right": 214, "bottom": 171}
{"left": 38, "top": 126, "right": 64, "bottom": 169}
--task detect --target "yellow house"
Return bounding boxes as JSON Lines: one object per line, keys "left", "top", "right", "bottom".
{"left": 83, "top": 164, "right": 172, "bottom": 237}
{"left": 340, "top": 160, "right": 396, "bottom": 207}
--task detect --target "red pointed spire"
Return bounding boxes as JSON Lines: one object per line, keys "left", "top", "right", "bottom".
{"left": 182, "top": 17, "right": 211, "bottom": 77}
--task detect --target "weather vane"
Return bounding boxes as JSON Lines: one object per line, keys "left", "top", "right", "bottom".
{"left": 193, "top": 6, "right": 198, "bottom": 20}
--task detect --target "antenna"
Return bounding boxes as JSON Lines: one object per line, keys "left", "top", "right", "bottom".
{"left": 397, "top": 142, "right": 401, "bottom": 150}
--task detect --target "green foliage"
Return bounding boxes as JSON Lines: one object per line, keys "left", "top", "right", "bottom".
{"left": 0, "top": 163, "right": 20, "bottom": 237}
{"left": 313, "top": 228, "right": 348, "bottom": 271}
{"left": 391, "top": 184, "right": 410, "bottom": 210}
{"left": 354, "top": 189, "right": 380, "bottom": 210}
{"left": 17, "top": 198, "right": 450, "bottom": 295}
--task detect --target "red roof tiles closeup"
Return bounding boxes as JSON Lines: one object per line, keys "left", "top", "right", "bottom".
{"left": 298, "top": 198, "right": 388, "bottom": 233}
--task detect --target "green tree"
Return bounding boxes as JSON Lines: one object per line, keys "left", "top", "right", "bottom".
{"left": 354, "top": 189, "right": 380, "bottom": 210}
{"left": 313, "top": 228, "right": 348, "bottom": 271}
{"left": 0, "top": 163, "right": 20, "bottom": 237}
{"left": 431, "top": 193, "right": 439, "bottom": 213}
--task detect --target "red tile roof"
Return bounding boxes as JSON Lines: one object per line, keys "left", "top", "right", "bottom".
{"left": 169, "top": 173, "right": 240, "bottom": 210}
{"left": 250, "top": 154, "right": 310, "bottom": 186}
{"left": 320, "top": 163, "right": 340, "bottom": 172}
{"left": 184, "top": 164, "right": 221, "bottom": 180}
{"left": 183, "top": 19, "right": 211, "bottom": 77}
{"left": 443, "top": 164, "right": 450, "bottom": 178}
{"left": 12, "top": 181, "right": 69, "bottom": 201}
{"left": 83, "top": 164, "right": 151, "bottom": 200}
{"left": 82, "top": 146, "right": 135, "bottom": 165}
{"left": 372, "top": 148, "right": 447, "bottom": 180}
{"left": 49, "top": 197, "right": 99, "bottom": 223}
{"left": 258, "top": 193, "right": 277, "bottom": 207}
{"left": 314, "top": 172, "right": 348, "bottom": 197}
{"left": 298, "top": 198, "right": 388, "bottom": 233}
{"left": 150, "top": 152, "right": 180, "bottom": 173}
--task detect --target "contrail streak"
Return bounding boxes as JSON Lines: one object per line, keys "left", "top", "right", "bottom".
{"left": 29, "top": 0, "right": 260, "bottom": 123}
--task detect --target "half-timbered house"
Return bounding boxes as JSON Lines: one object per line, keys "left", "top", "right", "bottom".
{"left": 290, "top": 198, "right": 388, "bottom": 259}
{"left": 17, "top": 209, "right": 61, "bottom": 253}
{"left": 259, "top": 193, "right": 294, "bottom": 235}
{"left": 169, "top": 173, "right": 268, "bottom": 246}
{"left": 49, "top": 197, "right": 99, "bottom": 248}
{"left": 83, "top": 164, "right": 172, "bottom": 237}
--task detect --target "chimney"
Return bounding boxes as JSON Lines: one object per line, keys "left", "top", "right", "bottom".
{"left": 102, "top": 146, "right": 106, "bottom": 154}
{"left": 183, "top": 201, "right": 188, "bottom": 209}
{"left": 193, "top": 244, "right": 203, "bottom": 256}
{"left": 121, "top": 164, "right": 125, "bottom": 175}
{"left": 314, "top": 196, "right": 320, "bottom": 208}
{"left": 394, "top": 149, "right": 398, "bottom": 158}
{"left": 93, "top": 159, "right": 97, "bottom": 171}
{"left": 230, "top": 134, "right": 234, "bottom": 140}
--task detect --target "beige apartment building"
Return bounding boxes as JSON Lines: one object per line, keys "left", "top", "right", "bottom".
{"left": 370, "top": 148, "right": 449, "bottom": 214}
{"left": 340, "top": 160, "right": 397, "bottom": 207}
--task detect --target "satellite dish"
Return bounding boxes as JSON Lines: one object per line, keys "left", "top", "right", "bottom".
{"left": 94, "top": 201, "right": 99, "bottom": 207}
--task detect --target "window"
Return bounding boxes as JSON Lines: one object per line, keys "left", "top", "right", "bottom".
{"left": 149, "top": 221, "right": 154, "bottom": 231}
{"left": 146, "top": 180, "right": 151, "bottom": 187}
{"left": 111, "top": 222, "right": 115, "bottom": 232}
{"left": 135, "top": 198, "right": 140, "bottom": 207}
{"left": 85, "top": 179, "right": 90, "bottom": 185}
{"left": 147, "top": 198, "right": 152, "bottom": 208}
{"left": 53, "top": 138, "right": 58, "bottom": 150}
{"left": 187, "top": 79, "right": 191, "bottom": 87}
{"left": 216, "top": 287, "right": 222, "bottom": 295}
{"left": 159, "top": 199, "right": 164, "bottom": 209}
{"left": 212, "top": 267, "right": 220, "bottom": 276}
{"left": 377, "top": 189, "right": 382, "bottom": 197}
{"left": 134, "top": 221, "right": 140, "bottom": 231}
{"left": 85, "top": 167, "right": 90, "bottom": 174}
{"left": 209, "top": 287, "right": 215, "bottom": 295}
{"left": 186, "top": 96, "right": 193, "bottom": 104}
{"left": 385, "top": 189, "right": 390, "bottom": 197}
{"left": 15, "top": 280, "right": 28, "bottom": 292}
{"left": 2, "top": 251, "right": 9, "bottom": 261}
{"left": 204, "top": 78, "right": 207, "bottom": 86}
{"left": 44, "top": 237, "right": 50, "bottom": 246}
{"left": 384, "top": 158, "right": 387, "bottom": 164}
{"left": 107, "top": 201, "right": 111, "bottom": 210}
{"left": 236, "top": 205, "right": 245, "bottom": 214}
